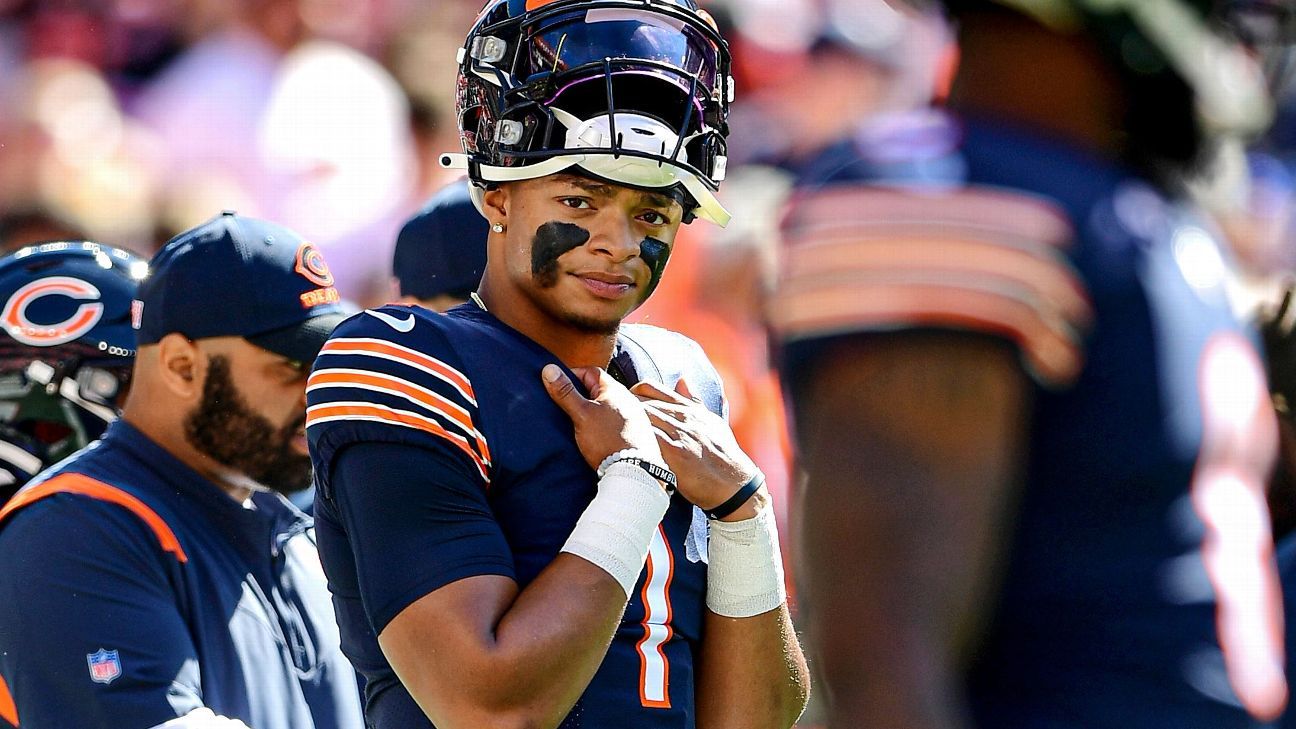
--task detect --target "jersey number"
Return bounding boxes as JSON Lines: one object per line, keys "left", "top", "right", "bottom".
{"left": 1192, "top": 334, "right": 1286, "bottom": 721}
{"left": 637, "top": 525, "right": 675, "bottom": 708}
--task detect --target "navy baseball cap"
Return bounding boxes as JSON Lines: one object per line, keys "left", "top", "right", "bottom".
{"left": 394, "top": 178, "right": 489, "bottom": 300}
{"left": 136, "top": 212, "right": 347, "bottom": 363}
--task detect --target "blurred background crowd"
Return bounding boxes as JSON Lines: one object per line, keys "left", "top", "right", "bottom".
{"left": 3, "top": 0, "right": 1296, "bottom": 586}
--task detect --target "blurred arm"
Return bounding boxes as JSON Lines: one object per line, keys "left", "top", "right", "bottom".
{"left": 789, "top": 332, "right": 1032, "bottom": 729}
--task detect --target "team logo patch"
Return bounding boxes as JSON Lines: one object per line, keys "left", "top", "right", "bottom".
{"left": 1, "top": 276, "right": 104, "bottom": 346}
{"left": 294, "top": 242, "right": 335, "bottom": 287}
{"left": 86, "top": 648, "right": 121, "bottom": 684}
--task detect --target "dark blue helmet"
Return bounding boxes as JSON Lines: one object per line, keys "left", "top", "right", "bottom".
{"left": 0, "top": 241, "right": 147, "bottom": 499}
{"left": 445, "top": 0, "right": 734, "bottom": 225}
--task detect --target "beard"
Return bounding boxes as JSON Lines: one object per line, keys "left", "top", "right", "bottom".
{"left": 184, "top": 355, "right": 312, "bottom": 495}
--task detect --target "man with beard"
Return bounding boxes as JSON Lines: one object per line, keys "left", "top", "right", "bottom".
{"left": 0, "top": 212, "right": 363, "bottom": 729}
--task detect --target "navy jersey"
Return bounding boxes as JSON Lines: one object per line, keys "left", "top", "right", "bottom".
{"left": 0, "top": 421, "right": 362, "bottom": 729}
{"left": 306, "top": 303, "right": 726, "bottom": 728}
{"left": 772, "top": 119, "right": 1285, "bottom": 728}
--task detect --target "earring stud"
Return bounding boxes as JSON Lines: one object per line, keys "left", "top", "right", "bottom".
{"left": 492, "top": 223, "right": 505, "bottom": 233}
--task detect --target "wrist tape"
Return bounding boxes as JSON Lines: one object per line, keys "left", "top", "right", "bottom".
{"left": 706, "top": 501, "right": 787, "bottom": 618}
{"left": 562, "top": 461, "right": 671, "bottom": 597}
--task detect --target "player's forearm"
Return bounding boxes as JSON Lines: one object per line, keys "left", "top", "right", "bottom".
{"left": 696, "top": 605, "right": 809, "bottom": 729}
{"left": 695, "top": 493, "right": 808, "bottom": 728}
{"left": 386, "top": 462, "right": 669, "bottom": 727}
{"left": 482, "top": 554, "right": 632, "bottom": 720}
{"left": 384, "top": 556, "right": 627, "bottom": 728}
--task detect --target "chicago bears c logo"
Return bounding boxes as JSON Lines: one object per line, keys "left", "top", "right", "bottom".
{"left": 1, "top": 276, "right": 104, "bottom": 346}
{"left": 294, "top": 243, "right": 334, "bottom": 287}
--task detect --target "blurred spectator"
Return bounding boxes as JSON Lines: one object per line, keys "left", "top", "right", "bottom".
{"left": 0, "top": 208, "right": 86, "bottom": 252}
{"left": 0, "top": 59, "right": 162, "bottom": 253}
{"left": 718, "top": 0, "right": 952, "bottom": 171}
{"left": 392, "top": 178, "right": 489, "bottom": 312}
{"left": 132, "top": 0, "right": 417, "bottom": 305}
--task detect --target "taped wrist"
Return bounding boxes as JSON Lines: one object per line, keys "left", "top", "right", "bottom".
{"left": 706, "top": 501, "right": 787, "bottom": 618}
{"left": 562, "top": 461, "right": 671, "bottom": 597}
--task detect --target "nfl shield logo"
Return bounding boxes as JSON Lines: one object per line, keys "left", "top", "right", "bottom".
{"left": 86, "top": 648, "right": 121, "bottom": 684}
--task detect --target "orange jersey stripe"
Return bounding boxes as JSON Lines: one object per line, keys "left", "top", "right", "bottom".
{"left": 781, "top": 234, "right": 1091, "bottom": 328}
{"left": 306, "top": 403, "right": 489, "bottom": 481}
{"left": 0, "top": 673, "right": 16, "bottom": 726}
{"left": 784, "top": 186, "right": 1074, "bottom": 248}
{"left": 769, "top": 282, "right": 1084, "bottom": 386}
{"left": 0, "top": 474, "right": 187, "bottom": 563}
{"left": 320, "top": 338, "right": 476, "bottom": 403}
{"left": 308, "top": 369, "right": 493, "bottom": 465}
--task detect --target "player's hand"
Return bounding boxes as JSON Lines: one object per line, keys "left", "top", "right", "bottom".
{"left": 542, "top": 363, "right": 664, "bottom": 471}
{"left": 631, "top": 379, "right": 767, "bottom": 520}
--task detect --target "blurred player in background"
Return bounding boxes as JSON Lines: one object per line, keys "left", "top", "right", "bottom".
{"left": 0, "top": 213, "right": 360, "bottom": 728}
{"left": 306, "top": 0, "right": 808, "bottom": 726}
{"left": 391, "top": 177, "right": 489, "bottom": 312}
{"left": 770, "top": 1, "right": 1295, "bottom": 727}
{"left": 0, "top": 241, "right": 145, "bottom": 503}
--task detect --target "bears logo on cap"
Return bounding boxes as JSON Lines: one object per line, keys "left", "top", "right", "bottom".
{"left": 294, "top": 243, "right": 335, "bottom": 288}
{"left": 1, "top": 276, "right": 104, "bottom": 346}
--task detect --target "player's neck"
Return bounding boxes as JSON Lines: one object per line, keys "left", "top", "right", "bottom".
{"left": 950, "top": 12, "right": 1126, "bottom": 161}
{"left": 476, "top": 283, "right": 618, "bottom": 369}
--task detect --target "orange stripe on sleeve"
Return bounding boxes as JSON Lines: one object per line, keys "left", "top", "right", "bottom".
{"left": 320, "top": 338, "right": 475, "bottom": 402}
{"left": 308, "top": 368, "right": 493, "bottom": 466}
{"left": 783, "top": 186, "right": 1074, "bottom": 248}
{"left": 781, "top": 234, "right": 1091, "bottom": 328}
{"left": 769, "top": 282, "right": 1084, "bottom": 386}
{"left": 0, "top": 673, "right": 17, "bottom": 726}
{"left": 306, "top": 403, "right": 490, "bottom": 482}
{"left": 0, "top": 474, "right": 187, "bottom": 563}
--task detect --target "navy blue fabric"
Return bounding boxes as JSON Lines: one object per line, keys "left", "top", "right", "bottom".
{"left": 326, "top": 441, "right": 515, "bottom": 635}
{"left": 308, "top": 303, "right": 725, "bottom": 728}
{"left": 137, "top": 211, "right": 346, "bottom": 362}
{"left": 780, "top": 118, "right": 1279, "bottom": 728}
{"left": 0, "top": 421, "right": 363, "bottom": 729}
{"left": 393, "top": 179, "right": 490, "bottom": 300}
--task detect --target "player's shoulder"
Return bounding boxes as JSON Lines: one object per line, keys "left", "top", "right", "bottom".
{"left": 326, "top": 303, "right": 457, "bottom": 351}
{"left": 316, "top": 304, "right": 478, "bottom": 395}
{"left": 772, "top": 163, "right": 1096, "bottom": 388}
{"left": 619, "top": 324, "right": 725, "bottom": 415}
{"left": 620, "top": 323, "right": 709, "bottom": 363}
{"left": 0, "top": 465, "right": 182, "bottom": 571}
{"left": 308, "top": 305, "right": 492, "bottom": 484}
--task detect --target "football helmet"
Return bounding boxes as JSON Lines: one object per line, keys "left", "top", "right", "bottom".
{"left": 442, "top": 0, "right": 734, "bottom": 225}
{"left": 0, "top": 241, "right": 147, "bottom": 500}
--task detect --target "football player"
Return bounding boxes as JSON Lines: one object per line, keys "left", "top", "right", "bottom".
{"left": 769, "top": 1, "right": 1295, "bottom": 727}
{"left": 305, "top": 0, "right": 809, "bottom": 727}
{"left": 0, "top": 241, "right": 146, "bottom": 504}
